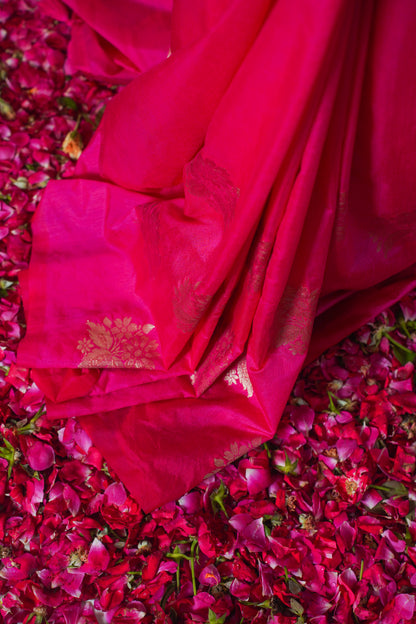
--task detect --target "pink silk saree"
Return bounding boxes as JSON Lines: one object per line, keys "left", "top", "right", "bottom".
{"left": 18, "top": 0, "right": 416, "bottom": 512}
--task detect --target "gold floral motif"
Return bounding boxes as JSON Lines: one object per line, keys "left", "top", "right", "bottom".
{"left": 213, "top": 437, "right": 264, "bottom": 469}
{"left": 172, "top": 155, "right": 240, "bottom": 333}
{"left": 77, "top": 317, "right": 158, "bottom": 368}
{"left": 224, "top": 358, "right": 253, "bottom": 398}
{"left": 173, "top": 277, "right": 212, "bottom": 334}
{"left": 275, "top": 285, "right": 320, "bottom": 356}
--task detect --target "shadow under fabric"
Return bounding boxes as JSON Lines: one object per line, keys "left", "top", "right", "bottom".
{"left": 18, "top": 0, "right": 416, "bottom": 512}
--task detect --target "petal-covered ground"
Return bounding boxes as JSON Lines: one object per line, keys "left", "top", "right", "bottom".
{"left": 1, "top": 2, "right": 416, "bottom": 623}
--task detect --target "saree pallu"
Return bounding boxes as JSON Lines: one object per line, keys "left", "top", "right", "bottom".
{"left": 18, "top": 0, "right": 416, "bottom": 511}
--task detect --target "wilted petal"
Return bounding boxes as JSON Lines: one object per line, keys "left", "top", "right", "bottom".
{"left": 198, "top": 564, "right": 221, "bottom": 587}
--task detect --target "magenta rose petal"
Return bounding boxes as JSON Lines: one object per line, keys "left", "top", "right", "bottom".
{"left": 81, "top": 538, "right": 110, "bottom": 574}
{"left": 104, "top": 481, "right": 127, "bottom": 506}
{"left": 26, "top": 439, "right": 55, "bottom": 471}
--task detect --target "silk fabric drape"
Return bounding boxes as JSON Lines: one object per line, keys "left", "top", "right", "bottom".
{"left": 19, "top": 0, "right": 416, "bottom": 511}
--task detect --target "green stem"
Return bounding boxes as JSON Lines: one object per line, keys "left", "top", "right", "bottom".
{"left": 189, "top": 556, "right": 197, "bottom": 595}
{"left": 370, "top": 485, "right": 391, "bottom": 492}
{"left": 16, "top": 407, "right": 45, "bottom": 434}
{"left": 176, "top": 561, "right": 180, "bottom": 592}
{"left": 399, "top": 320, "right": 412, "bottom": 339}
{"left": 327, "top": 391, "right": 340, "bottom": 414}
{"left": 359, "top": 559, "right": 364, "bottom": 582}
{"left": 383, "top": 331, "right": 415, "bottom": 356}
{"left": 263, "top": 442, "right": 272, "bottom": 459}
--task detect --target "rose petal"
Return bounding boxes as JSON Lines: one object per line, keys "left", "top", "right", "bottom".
{"left": 27, "top": 440, "right": 55, "bottom": 471}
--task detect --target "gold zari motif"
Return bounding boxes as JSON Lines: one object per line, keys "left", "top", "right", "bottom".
{"left": 213, "top": 437, "right": 263, "bottom": 469}
{"left": 77, "top": 317, "right": 158, "bottom": 368}
{"left": 186, "top": 153, "right": 240, "bottom": 224}
{"left": 224, "top": 358, "right": 253, "bottom": 398}
{"left": 173, "top": 277, "right": 211, "bottom": 334}
{"left": 247, "top": 240, "right": 273, "bottom": 293}
{"left": 275, "top": 285, "right": 320, "bottom": 356}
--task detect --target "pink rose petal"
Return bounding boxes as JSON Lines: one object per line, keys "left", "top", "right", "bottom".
{"left": 27, "top": 439, "right": 55, "bottom": 471}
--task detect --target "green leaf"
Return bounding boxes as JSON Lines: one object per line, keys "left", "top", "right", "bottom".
{"left": 2, "top": 438, "right": 14, "bottom": 453}
{"left": 208, "top": 608, "right": 227, "bottom": 624}
{"left": 0, "top": 97, "right": 15, "bottom": 120}
{"left": 287, "top": 577, "right": 303, "bottom": 594}
{"left": 383, "top": 331, "right": 416, "bottom": 365}
{"left": 0, "top": 448, "right": 11, "bottom": 460}
{"left": 12, "top": 176, "right": 28, "bottom": 189}
{"left": 290, "top": 598, "right": 304, "bottom": 616}
{"left": 398, "top": 318, "right": 412, "bottom": 339}
{"left": 58, "top": 96, "right": 79, "bottom": 111}
{"left": 263, "top": 513, "right": 283, "bottom": 537}
{"left": 392, "top": 345, "right": 416, "bottom": 366}
{"left": 0, "top": 279, "right": 15, "bottom": 299}
{"left": 371, "top": 480, "right": 408, "bottom": 499}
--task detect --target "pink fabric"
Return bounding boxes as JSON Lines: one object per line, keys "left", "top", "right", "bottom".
{"left": 19, "top": 0, "right": 416, "bottom": 512}
{"left": 40, "top": 0, "right": 172, "bottom": 81}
